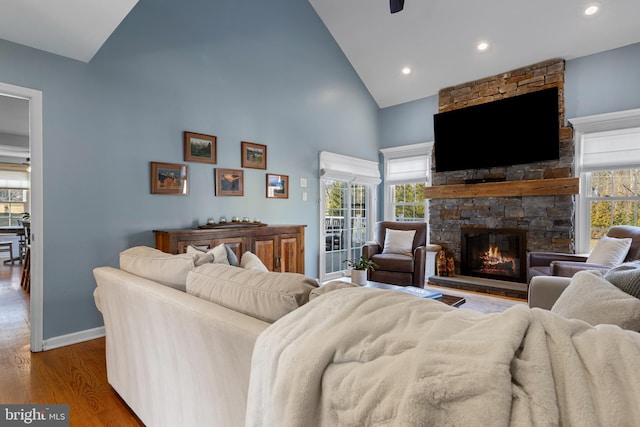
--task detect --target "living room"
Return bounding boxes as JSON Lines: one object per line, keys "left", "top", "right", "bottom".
{"left": 1, "top": 0, "right": 640, "bottom": 424}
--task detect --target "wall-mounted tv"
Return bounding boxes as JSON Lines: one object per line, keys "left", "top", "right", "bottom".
{"left": 433, "top": 87, "right": 560, "bottom": 173}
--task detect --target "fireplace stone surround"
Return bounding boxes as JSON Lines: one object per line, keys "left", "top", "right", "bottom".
{"left": 427, "top": 59, "right": 576, "bottom": 295}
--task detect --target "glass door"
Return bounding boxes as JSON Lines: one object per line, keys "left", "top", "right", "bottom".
{"left": 321, "top": 179, "right": 371, "bottom": 281}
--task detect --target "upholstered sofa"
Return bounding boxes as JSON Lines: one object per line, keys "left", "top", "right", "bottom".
{"left": 94, "top": 246, "right": 640, "bottom": 427}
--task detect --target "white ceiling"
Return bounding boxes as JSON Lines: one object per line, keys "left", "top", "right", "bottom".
{"left": 0, "top": 0, "right": 138, "bottom": 63}
{"left": 0, "top": 0, "right": 639, "bottom": 111}
{"left": 309, "top": 0, "right": 640, "bottom": 107}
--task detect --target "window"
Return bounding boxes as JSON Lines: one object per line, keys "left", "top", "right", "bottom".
{"left": 572, "top": 109, "right": 640, "bottom": 252}
{"left": 319, "top": 152, "right": 380, "bottom": 282}
{"left": 585, "top": 169, "right": 639, "bottom": 247}
{"left": 0, "top": 167, "right": 30, "bottom": 226}
{"left": 381, "top": 143, "right": 432, "bottom": 222}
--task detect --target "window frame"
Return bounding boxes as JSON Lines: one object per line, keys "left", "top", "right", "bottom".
{"left": 380, "top": 142, "right": 432, "bottom": 223}
{"left": 571, "top": 108, "right": 640, "bottom": 253}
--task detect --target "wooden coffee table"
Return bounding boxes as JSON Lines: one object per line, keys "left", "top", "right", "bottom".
{"left": 362, "top": 280, "right": 466, "bottom": 307}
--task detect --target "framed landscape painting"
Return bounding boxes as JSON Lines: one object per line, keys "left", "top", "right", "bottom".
{"left": 241, "top": 141, "right": 267, "bottom": 169}
{"left": 215, "top": 168, "right": 244, "bottom": 196}
{"left": 266, "top": 173, "right": 288, "bottom": 199}
{"left": 184, "top": 131, "right": 217, "bottom": 164}
{"left": 150, "top": 162, "right": 188, "bottom": 195}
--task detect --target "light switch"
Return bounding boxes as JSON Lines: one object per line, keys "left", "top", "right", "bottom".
{"left": 302, "top": 191, "right": 308, "bottom": 201}
{"left": 300, "top": 178, "right": 307, "bottom": 188}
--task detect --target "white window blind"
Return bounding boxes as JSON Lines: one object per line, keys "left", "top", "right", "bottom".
{"left": 385, "top": 157, "right": 428, "bottom": 184}
{"left": 581, "top": 127, "right": 640, "bottom": 171}
{"left": 0, "top": 169, "right": 29, "bottom": 189}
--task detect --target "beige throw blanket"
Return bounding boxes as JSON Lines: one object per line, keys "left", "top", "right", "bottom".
{"left": 246, "top": 288, "right": 640, "bottom": 427}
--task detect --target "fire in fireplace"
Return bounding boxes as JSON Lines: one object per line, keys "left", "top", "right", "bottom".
{"left": 461, "top": 227, "right": 527, "bottom": 283}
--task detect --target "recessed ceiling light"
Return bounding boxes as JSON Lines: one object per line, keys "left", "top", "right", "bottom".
{"left": 584, "top": 4, "right": 599, "bottom": 15}
{"left": 477, "top": 41, "right": 489, "bottom": 52}
{"left": 402, "top": 66, "right": 412, "bottom": 75}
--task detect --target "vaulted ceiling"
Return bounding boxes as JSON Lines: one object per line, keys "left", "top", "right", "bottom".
{"left": 1, "top": 0, "right": 640, "bottom": 111}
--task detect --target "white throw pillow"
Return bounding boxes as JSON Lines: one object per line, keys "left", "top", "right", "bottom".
{"left": 551, "top": 270, "right": 640, "bottom": 331}
{"left": 186, "top": 245, "right": 214, "bottom": 266}
{"left": 586, "top": 236, "right": 632, "bottom": 266}
{"left": 187, "top": 264, "right": 318, "bottom": 323}
{"left": 240, "top": 251, "right": 269, "bottom": 272}
{"left": 382, "top": 229, "right": 416, "bottom": 256}
{"left": 120, "top": 246, "right": 197, "bottom": 290}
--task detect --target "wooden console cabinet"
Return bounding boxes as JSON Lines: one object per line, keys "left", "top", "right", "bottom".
{"left": 153, "top": 225, "right": 306, "bottom": 274}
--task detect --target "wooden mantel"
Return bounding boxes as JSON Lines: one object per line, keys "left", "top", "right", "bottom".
{"left": 423, "top": 177, "right": 579, "bottom": 199}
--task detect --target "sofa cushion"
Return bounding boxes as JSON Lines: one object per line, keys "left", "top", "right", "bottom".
{"left": 604, "top": 260, "right": 640, "bottom": 299}
{"left": 382, "top": 229, "right": 416, "bottom": 256}
{"left": 551, "top": 270, "right": 640, "bottom": 331}
{"left": 240, "top": 251, "right": 269, "bottom": 272}
{"left": 120, "top": 246, "right": 196, "bottom": 290}
{"left": 186, "top": 264, "right": 318, "bottom": 323}
{"left": 370, "top": 253, "right": 414, "bottom": 273}
{"left": 586, "top": 236, "right": 632, "bottom": 266}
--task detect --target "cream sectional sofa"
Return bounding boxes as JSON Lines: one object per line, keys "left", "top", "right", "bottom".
{"left": 93, "top": 246, "right": 319, "bottom": 427}
{"left": 94, "top": 247, "right": 640, "bottom": 427}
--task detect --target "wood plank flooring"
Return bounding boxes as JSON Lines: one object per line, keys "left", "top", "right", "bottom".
{"left": 0, "top": 263, "right": 142, "bottom": 426}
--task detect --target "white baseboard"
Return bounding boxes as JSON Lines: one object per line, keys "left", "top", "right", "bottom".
{"left": 42, "top": 326, "right": 105, "bottom": 351}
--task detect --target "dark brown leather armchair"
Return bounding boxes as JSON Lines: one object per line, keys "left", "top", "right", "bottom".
{"left": 527, "top": 225, "right": 640, "bottom": 283}
{"left": 362, "top": 221, "right": 427, "bottom": 287}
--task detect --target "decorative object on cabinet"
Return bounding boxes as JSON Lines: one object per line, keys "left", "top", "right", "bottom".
{"left": 184, "top": 131, "right": 217, "bottom": 164}
{"left": 215, "top": 168, "right": 244, "bottom": 196}
{"left": 241, "top": 141, "right": 267, "bottom": 169}
{"left": 266, "top": 173, "right": 288, "bottom": 199}
{"left": 150, "top": 162, "right": 188, "bottom": 195}
{"left": 153, "top": 224, "right": 306, "bottom": 273}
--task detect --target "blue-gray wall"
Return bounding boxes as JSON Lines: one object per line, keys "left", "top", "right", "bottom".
{"left": 1, "top": 0, "right": 639, "bottom": 341}
{"left": 380, "top": 42, "right": 640, "bottom": 146}
{"left": 0, "top": 0, "right": 379, "bottom": 339}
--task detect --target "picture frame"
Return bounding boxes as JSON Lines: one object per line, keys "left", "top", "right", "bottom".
{"left": 215, "top": 168, "right": 244, "bottom": 196}
{"left": 150, "top": 162, "right": 188, "bottom": 195}
{"left": 266, "top": 173, "right": 289, "bottom": 199}
{"left": 184, "top": 131, "right": 217, "bottom": 164}
{"left": 241, "top": 141, "right": 267, "bottom": 169}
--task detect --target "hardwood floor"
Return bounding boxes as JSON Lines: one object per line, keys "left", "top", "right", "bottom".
{"left": 0, "top": 263, "right": 142, "bottom": 426}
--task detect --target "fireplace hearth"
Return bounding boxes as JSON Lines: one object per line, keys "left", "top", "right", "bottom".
{"left": 461, "top": 227, "right": 527, "bottom": 283}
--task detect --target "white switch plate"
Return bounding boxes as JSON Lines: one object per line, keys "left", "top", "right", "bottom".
{"left": 302, "top": 191, "right": 307, "bottom": 201}
{"left": 300, "top": 178, "right": 307, "bottom": 188}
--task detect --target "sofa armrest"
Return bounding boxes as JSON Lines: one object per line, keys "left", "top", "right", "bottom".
{"left": 528, "top": 251, "right": 588, "bottom": 267}
{"left": 550, "top": 261, "right": 611, "bottom": 277}
{"left": 362, "top": 243, "right": 381, "bottom": 259}
{"left": 528, "top": 276, "right": 572, "bottom": 309}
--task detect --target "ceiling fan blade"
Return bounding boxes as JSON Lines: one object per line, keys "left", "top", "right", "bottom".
{"left": 390, "top": 0, "right": 404, "bottom": 13}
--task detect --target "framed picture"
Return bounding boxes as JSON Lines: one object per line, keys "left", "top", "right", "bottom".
{"left": 184, "top": 131, "right": 217, "bottom": 164}
{"left": 215, "top": 168, "right": 244, "bottom": 196}
{"left": 266, "top": 173, "right": 289, "bottom": 199}
{"left": 241, "top": 141, "right": 267, "bottom": 169}
{"left": 150, "top": 162, "right": 188, "bottom": 195}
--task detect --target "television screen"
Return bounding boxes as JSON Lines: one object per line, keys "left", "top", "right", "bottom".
{"left": 433, "top": 87, "right": 560, "bottom": 173}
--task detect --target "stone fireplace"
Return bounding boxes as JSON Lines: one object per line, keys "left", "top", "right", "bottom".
{"left": 461, "top": 227, "right": 527, "bottom": 283}
{"left": 427, "top": 58, "right": 577, "bottom": 295}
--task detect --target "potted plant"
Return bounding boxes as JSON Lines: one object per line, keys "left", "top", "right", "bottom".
{"left": 344, "top": 256, "right": 378, "bottom": 285}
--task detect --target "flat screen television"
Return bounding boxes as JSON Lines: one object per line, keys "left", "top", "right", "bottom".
{"left": 433, "top": 87, "right": 560, "bottom": 173}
